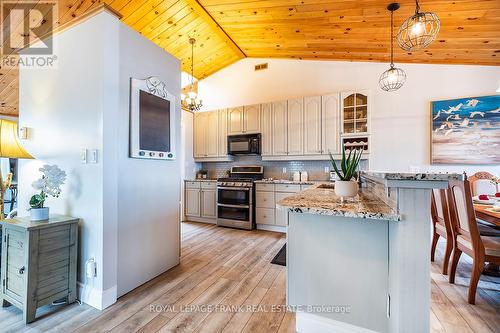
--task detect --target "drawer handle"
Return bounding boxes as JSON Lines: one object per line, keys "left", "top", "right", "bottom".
{"left": 19, "top": 266, "right": 25, "bottom": 275}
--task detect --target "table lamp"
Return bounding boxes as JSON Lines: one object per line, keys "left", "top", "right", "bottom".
{"left": 0, "top": 119, "right": 33, "bottom": 217}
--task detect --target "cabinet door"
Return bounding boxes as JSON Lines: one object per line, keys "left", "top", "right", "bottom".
{"left": 275, "top": 192, "right": 291, "bottom": 226}
{"left": 261, "top": 103, "right": 273, "bottom": 156}
{"left": 185, "top": 188, "right": 201, "bottom": 217}
{"left": 201, "top": 189, "right": 216, "bottom": 218}
{"left": 2, "top": 228, "right": 26, "bottom": 303}
{"left": 304, "top": 96, "right": 322, "bottom": 155}
{"left": 206, "top": 111, "right": 219, "bottom": 157}
{"left": 243, "top": 104, "right": 261, "bottom": 133}
{"left": 193, "top": 113, "right": 207, "bottom": 158}
{"left": 287, "top": 98, "right": 304, "bottom": 156}
{"left": 322, "top": 93, "right": 340, "bottom": 155}
{"left": 227, "top": 107, "right": 244, "bottom": 135}
{"left": 218, "top": 109, "right": 228, "bottom": 156}
{"left": 272, "top": 101, "right": 288, "bottom": 155}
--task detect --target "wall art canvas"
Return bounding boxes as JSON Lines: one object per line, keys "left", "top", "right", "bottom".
{"left": 431, "top": 95, "right": 500, "bottom": 164}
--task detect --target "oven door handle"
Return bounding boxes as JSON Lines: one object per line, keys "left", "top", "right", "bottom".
{"left": 217, "top": 203, "right": 250, "bottom": 209}
{"left": 217, "top": 187, "right": 251, "bottom": 191}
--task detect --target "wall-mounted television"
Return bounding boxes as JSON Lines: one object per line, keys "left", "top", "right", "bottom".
{"left": 130, "top": 77, "right": 176, "bottom": 160}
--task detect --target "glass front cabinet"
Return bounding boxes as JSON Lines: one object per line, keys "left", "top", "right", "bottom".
{"left": 341, "top": 91, "right": 369, "bottom": 135}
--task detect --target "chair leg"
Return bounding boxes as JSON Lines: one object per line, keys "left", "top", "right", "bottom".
{"left": 468, "top": 260, "right": 485, "bottom": 305}
{"left": 431, "top": 232, "right": 440, "bottom": 262}
{"left": 449, "top": 248, "right": 462, "bottom": 284}
{"left": 442, "top": 237, "right": 453, "bottom": 275}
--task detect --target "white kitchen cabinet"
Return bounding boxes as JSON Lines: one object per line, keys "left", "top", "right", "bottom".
{"left": 243, "top": 104, "right": 261, "bottom": 133}
{"left": 261, "top": 103, "right": 273, "bottom": 156}
{"left": 228, "top": 107, "right": 244, "bottom": 135}
{"left": 193, "top": 112, "right": 207, "bottom": 158}
{"left": 341, "top": 91, "right": 369, "bottom": 135}
{"left": 201, "top": 188, "right": 216, "bottom": 218}
{"left": 206, "top": 111, "right": 219, "bottom": 157}
{"left": 185, "top": 188, "right": 201, "bottom": 217}
{"left": 287, "top": 98, "right": 304, "bottom": 156}
{"left": 304, "top": 96, "right": 322, "bottom": 155}
{"left": 322, "top": 93, "right": 341, "bottom": 155}
{"left": 275, "top": 192, "right": 291, "bottom": 226}
{"left": 272, "top": 100, "right": 288, "bottom": 156}
{"left": 218, "top": 109, "right": 228, "bottom": 156}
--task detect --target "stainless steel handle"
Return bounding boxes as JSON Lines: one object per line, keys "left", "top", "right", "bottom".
{"left": 217, "top": 187, "right": 251, "bottom": 191}
{"left": 217, "top": 203, "right": 250, "bottom": 209}
{"left": 19, "top": 266, "right": 25, "bottom": 275}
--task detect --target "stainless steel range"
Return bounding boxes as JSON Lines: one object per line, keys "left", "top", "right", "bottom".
{"left": 217, "top": 166, "right": 264, "bottom": 230}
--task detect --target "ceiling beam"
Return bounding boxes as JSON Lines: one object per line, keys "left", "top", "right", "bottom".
{"left": 183, "top": 0, "right": 246, "bottom": 59}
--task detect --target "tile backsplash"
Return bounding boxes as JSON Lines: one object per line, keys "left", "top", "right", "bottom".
{"left": 201, "top": 156, "right": 368, "bottom": 181}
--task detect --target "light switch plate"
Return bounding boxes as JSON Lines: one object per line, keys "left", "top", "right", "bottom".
{"left": 90, "top": 149, "right": 98, "bottom": 163}
{"left": 81, "top": 149, "right": 87, "bottom": 164}
{"left": 282, "top": 167, "right": 287, "bottom": 174}
{"left": 324, "top": 166, "right": 330, "bottom": 173}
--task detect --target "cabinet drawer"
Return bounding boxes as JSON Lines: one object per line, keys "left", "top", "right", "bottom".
{"left": 186, "top": 181, "right": 201, "bottom": 189}
{"left": 201, "top": 182, "right": 217, "bottom": 189}
{"left": 256, "top": 183, "right": 275, "bottom": 192}
{"left": 256, "top": 192, "right": 275, "bottom": 208}
{"left": 301, "top": 184, "right": 314, "bottom": 190}
{"left": 256, "top": 208, "right": 275, "bottom": 225}
{"left": 275, "top": 184, "right": 301, "bottom": 193}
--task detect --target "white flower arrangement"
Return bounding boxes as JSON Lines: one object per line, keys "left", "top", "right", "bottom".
{"left": 30, "top": 165, "right": 66, "bottom": 209}
{"left": 491, "top": 176, "right": 500, "bottom": 186}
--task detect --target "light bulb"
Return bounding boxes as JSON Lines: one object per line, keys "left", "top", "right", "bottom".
{"left": 388, "top": 69, "right": 398, "bottom": 83}
{"left": 188, "top": 91, "right": 197, "bottom": 99}
{"left": 411, "top": 20, "right": 424, "bottom": 37}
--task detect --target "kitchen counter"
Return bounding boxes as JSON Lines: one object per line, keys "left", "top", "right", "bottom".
{"left": 361, "top": 171, "right": 463, "bottom": 182}
{"left": 254, "top": 179, "right": 321, "bottom": 185}
{"left": 184, "top": 179, "right": 217, "bottom": 182}
{"left": 277, "top": 184, "right": 400, "bottom": 221}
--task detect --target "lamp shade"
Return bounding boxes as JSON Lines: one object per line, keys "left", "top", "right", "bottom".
{"left": 0, "top": 119, "right": 33, "bottom": 159}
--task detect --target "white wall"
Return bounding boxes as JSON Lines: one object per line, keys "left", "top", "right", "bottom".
{"left": 18, "top": 11, "right": 182, "bottom": 309}
{"left": 198, "top": 58, "right": 500, "bottom": 175}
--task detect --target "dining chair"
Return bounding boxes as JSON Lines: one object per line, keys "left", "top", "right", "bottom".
{"left": 469, "top": 171, "right": 497, "bottom": 196}
{"left": 447, "top": 177, "right": 500, "bottom": 304}
{"left": 431, "top": 189, "right": 454, "bottom": 275}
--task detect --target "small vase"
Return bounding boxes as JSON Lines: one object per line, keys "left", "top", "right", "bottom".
{"left": 31, "top": 207, "right": 49, "bottom": 221}
{"left": 335, "top": 180, "right": 358, "bottom": 198}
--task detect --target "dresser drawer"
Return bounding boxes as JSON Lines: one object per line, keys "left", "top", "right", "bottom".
{"left": 201, "top": 181, "right": 217, "bottom": 189}
{"left": 256, "top": 191, "right": 275, "bottom": 208}
{"left": 186, "top": 181, "right": 201, "bottom": 189}
{"left": 256, "top": 208, "right": 275, "bottom": 225}
{"left": 256, "top": 183, "right": 275, "bottom": 192}
{"left": 275, "top": 184, "right": 301, "bottom": 193}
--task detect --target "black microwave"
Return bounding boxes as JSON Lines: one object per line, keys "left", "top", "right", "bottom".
{"left": 227, "top": 134, "right": 261, "bottom": 155}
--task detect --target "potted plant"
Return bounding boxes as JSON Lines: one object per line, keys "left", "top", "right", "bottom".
{"left": 329, "top": 146, "right": 363, "bottom": 198}
{"left": 29, "top": 165, "right": 66, "bottom": 221}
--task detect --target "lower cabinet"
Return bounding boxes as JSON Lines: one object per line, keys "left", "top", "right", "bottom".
{"left": 256, "top": 183, "right": 308, "bottom": 229}
{"left": 185, "top": 181, "right": 217, "bottom": 223}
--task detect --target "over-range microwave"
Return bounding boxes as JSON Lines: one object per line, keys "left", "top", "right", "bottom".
{"left": 227, "top": 134, "right": 261, "bottom": 155}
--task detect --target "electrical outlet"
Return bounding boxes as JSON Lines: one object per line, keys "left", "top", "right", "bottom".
{"left": 324, "top": 166, "right": 330, "bottom": 173}
{"left": 282, "top": 167, "right": 287, "bottom": 174}
{"left": 81, "top": 149, "right": 87, "bottom": 164}
{"left": 90, "top": 149, "right": 98, "bottom": 163}
{"left": 86, "top": 258, "right": 97, "bottom": 278}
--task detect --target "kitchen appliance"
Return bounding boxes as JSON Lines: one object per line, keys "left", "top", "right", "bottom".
{"left": 196, "top": 170, "right": 209, "bottom": 179}
{"left": 227, "top": 134, "right": 261, "bottom": 155}
{"left": 217, "top": 165, "right": 264, "bottom": 230}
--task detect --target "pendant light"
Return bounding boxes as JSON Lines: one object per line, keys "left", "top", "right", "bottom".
{"left": 396, "top": 0, "right": 440, "bottom": 51}
{"left": 379, "top": 3, "right": 406, "bottom": 92}
{"left": 181, "top": 38, "right": 203, "bottom": 112}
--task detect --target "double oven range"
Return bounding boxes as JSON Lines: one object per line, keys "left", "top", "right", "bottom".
{"left": 216, "top": 166, "right": 264, "bottom": 230}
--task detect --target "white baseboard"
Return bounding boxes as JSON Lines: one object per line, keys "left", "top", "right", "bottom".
{"left": 296, "top": 313, "right": 380, "bottom": 333}
{"left": 77, "top": 282, "right": 117, "bottom": 310}
{"left": 256, "top": 224, "right": 287, "bottom": 233}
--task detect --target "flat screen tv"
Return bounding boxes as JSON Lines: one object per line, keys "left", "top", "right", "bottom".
{"left": 130, "top": 77, "right": 176, "bottom": 160}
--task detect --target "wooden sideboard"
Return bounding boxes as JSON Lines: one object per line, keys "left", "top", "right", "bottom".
{"left": 0, "top": 215, "right": 79, "bottom": 323}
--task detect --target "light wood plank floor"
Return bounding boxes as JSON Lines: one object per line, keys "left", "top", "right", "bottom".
{"left": 0, "top": 222, "right": 498, "bottom": 333}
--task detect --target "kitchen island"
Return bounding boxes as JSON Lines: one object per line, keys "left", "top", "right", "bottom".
{"left": 277, "top": 172, "right": 462, "bottom": 333}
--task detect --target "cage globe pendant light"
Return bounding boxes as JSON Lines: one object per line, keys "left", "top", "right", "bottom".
{"left": 182, "top": 38, "right": 203, "bottom": 111}
{"left": 379, "top": 3, "right": 406, "bottom": 92}
{"left": 397, "top": 0, "right": 440, "bottom": 51}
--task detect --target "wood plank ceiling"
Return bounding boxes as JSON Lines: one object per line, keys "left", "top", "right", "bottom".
{"left": 1, "top": 0, "right": 499, "bottom": 116}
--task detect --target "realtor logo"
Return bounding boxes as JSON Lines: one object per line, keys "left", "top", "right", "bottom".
{"left": 1, "top": 0, "right": 57, "bottom": 55}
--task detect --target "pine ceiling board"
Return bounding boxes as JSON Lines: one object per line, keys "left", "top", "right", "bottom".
{"left": 152, "top": 9, "right": 200, "bottom": 43}
{"left": 199, "top": 0, "right": 500, "bottom": 66}
{"left": 123, "top": 0, "right": 180, "bottom": 30}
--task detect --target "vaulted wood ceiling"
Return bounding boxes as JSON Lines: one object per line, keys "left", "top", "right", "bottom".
{"left": 1, "top": 0, "right": 499, "bottom": 116}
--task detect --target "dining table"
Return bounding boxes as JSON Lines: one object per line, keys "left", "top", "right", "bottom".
{"left": 474, "top": 203, "right": 500, "bottom": 277}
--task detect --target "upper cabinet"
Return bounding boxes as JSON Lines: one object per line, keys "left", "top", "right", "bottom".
{"left": 218, "top": 109, "right": 228, "bottom": 156}
{"left": 272, "top": 100, "right": 288, "bottom": 156}
{"left": 287, "top": 98, "right": 304, "bottom": 156}
{"left": 261, "top": 103, "right": 273, "bottom": 156}
{"left": 341, "top": 91, "right": 368, "bottom": 135}
{"left": 228, "top": 107, "right": 244, "bottom": 135}
{"left": 304, "top": 96, "right": 322, "bottom": 155}
{"left": 194, "top": 109, "right": 231, "bottom": 161}
{"left": 322, "top": 94, "right": 341, "bottom": 155}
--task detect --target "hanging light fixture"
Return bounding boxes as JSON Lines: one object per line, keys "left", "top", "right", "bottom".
{"left": 379, "top": 3, "right": 406, "bottom": 92}
{"left": 181, "top": 38, "right": 203, "bottom": 111}
{"left": 396, "top": 0, "right": 440, "bottom": 51}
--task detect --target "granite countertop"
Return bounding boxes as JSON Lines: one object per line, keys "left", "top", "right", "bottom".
{"left": 184, "top": 179, "right": 218, "bottom": 182}
{"left": 255, "top": 179, "right": 322, "bottom": 185}
{"left": 277, "top": 184, "right": 401, "bottom": 221}
{"left": 360, "top": 171, "right": 463, "bottom": 181}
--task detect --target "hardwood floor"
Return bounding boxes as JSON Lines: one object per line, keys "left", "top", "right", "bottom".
{"left": 0, "top": 222, "right": 498, "bottom": 333}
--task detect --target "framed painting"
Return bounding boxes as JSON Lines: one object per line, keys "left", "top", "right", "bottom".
{"left": 431, "top": 95, "right": 500, "bottom": 164}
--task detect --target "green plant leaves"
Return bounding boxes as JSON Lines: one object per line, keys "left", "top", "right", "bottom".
{"left": 329, "top": 145, "right": 363, "bottom": 181}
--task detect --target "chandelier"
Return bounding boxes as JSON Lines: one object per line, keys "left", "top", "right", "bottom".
{"left": 181, "top": 38, "right": 203, "bottom": 111}
{"left": 379, "top": 3, "right": 406, "bottom": 92}
{"left": 396, "top": 0, "right": 440, "bottom": 52}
